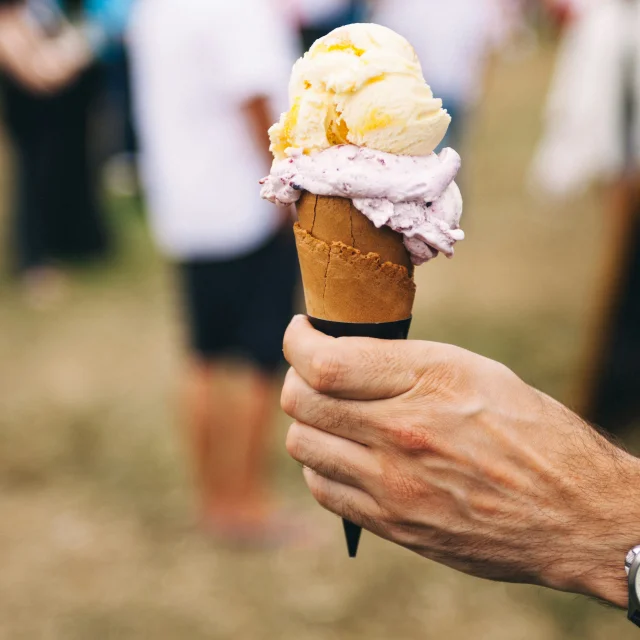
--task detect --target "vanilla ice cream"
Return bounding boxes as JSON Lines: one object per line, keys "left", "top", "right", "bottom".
{"left": 262, "top": 23, "right": 464, "bottom": 267}
{"left": 269, "top": 23, "right": 451, "bottom": 159}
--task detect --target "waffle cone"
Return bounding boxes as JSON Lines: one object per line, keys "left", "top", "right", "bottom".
{"left": 294, "top": 193, "right": 416, "bottom": 323}
{"left": 297, "top": 193, "right": 413, "bottom": 270}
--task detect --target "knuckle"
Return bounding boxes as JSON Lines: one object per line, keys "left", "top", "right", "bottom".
{"left": 309, "top": 349, "right": 344, "bottom": 393}
{"left": 307, "top": 473, "right": 360, "bottom": 523}
{"left": 308, "top": 473, "right": 330, "bottom": 507}
{"left": 487, "top": 359, "right": 518, "bottom": 388}
{"left": 414, "top": 344, "right": 469, "bottom": 399}
{"left": 389, "top": 418, "right": 436, "bottom": 454}
{"left": 333, "top": 493, "right": 354, "bottom": 520}
{"left": 280, "top": 382, "right": 298, "bottom": 418}
{"left": 284, "top": 425, "right": 303, "bottom": 461}
{"left": 426, "top": 361, "right": 461, "bottom": 399}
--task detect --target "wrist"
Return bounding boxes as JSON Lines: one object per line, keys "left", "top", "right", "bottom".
{"left": 551, "top": 449, "right": 640, "bottom": 608}
{"left": 578, "top": 542, "right": 629, "bottom": 609}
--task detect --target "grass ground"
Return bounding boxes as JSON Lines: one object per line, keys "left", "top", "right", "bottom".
{"left": 0, "top": 43, "right": 637, "bottom": 639}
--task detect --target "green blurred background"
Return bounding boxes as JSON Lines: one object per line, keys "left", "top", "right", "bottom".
{"left": 0, "top": 40, "right": 637, "bottom": 639}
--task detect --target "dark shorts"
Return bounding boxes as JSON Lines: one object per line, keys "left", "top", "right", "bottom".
{"left": 179, "top": 227, "right": 300, "bottom": 372}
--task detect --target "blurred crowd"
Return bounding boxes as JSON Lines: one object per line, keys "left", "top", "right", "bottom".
{"left": 0, "top": 0, "right": 638, "bottom": 541}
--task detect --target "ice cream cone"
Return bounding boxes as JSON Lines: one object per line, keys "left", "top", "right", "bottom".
{"left": 265, "top": 24, "right": 463, "bottom": 561}
{"left": 297, "top": 193, "right": 413, "bottom": 270}
{"left": 294, "top": 193, "right": 416, "bottom": 324}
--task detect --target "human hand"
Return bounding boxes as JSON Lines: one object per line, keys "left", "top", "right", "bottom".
{"left": 0, "top": 10, "right": 90, "bottom": 95}
{"left": 26, "top": 27, "right": 91, "bottom": 93}
{"left": 281, "top": 316, "right": 640, "bottom": 607}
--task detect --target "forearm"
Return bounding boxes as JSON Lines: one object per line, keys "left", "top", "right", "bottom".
{"left": 242, "top": 94, "right": 275, "bottom": 170}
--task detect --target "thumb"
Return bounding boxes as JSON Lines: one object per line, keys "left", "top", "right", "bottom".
{"left": 283, "top": 315, "right": 429, "bottom": 400}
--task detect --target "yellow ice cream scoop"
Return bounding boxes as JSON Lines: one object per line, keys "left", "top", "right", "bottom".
{"left": 269, "top": 23, "right": 451, "bottom": 160}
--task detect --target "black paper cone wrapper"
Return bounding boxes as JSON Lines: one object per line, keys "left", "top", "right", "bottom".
{"left": 308, "top": 317, "right": 412, "bottom": 341}
{"left": 308, "top": 316, "right": 412, "bottom": 557}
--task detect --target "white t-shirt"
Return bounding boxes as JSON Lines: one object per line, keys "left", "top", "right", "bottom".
{"left": 373, "top": 0, "right": 504, "bottom": 107}
{"left": 129, "top": 0, "right": 295, "bottom": 260}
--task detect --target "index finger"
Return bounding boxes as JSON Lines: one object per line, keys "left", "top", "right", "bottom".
{"left": 283, "top": 315, "right": 422, "bottom": 400}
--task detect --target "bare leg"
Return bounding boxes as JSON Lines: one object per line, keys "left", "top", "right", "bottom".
{"left": 181, "top": 356, "right": 217, "bottom": 518}
{"left": 182, "top": 356, "right": 279, "bottom": 530}
{"left": 203, "top": 365, "right": 279, "bottom": 529}
{"left": 235, "top": 368, "right": 279, "bottom": 515}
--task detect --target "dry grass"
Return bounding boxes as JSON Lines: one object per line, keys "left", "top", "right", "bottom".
{"left": 0, "top": 43, "right": 636, "bottom": 639}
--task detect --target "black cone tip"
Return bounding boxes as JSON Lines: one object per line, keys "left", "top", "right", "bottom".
{"left": 343, "top": 518, "right": 362, "bottom": 558}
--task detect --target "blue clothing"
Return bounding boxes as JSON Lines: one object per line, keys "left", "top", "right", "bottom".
{"left": 39, "top": 0, "right": 133, "bottom": 35}
{"left": 31, "top": 0, "right": 134, "bottom": 56}
{"left": 84, "top": 0, "right": 133, "bottom": 40}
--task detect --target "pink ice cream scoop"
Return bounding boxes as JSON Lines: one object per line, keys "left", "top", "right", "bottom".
{"left": 260, "top": 145, "right": 463, "bottom": 266}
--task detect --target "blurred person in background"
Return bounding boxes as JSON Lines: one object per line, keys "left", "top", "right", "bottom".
{"left": 531, "top": 0, "right": 640, "bottom": 434}
{"left": 129, "top": 0, "right": 301, "bottom": 544}
{"left": 66, "top": 0, "right": 138, "bottom": 195}
{"left": 0, "top": 0, "right": 112, "bottom": 306}
{"left": 372, "top": 0, "right": 509, "bottom": 152}
{"left": 84, "top": 0, "right": 137, "bottom": 196}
